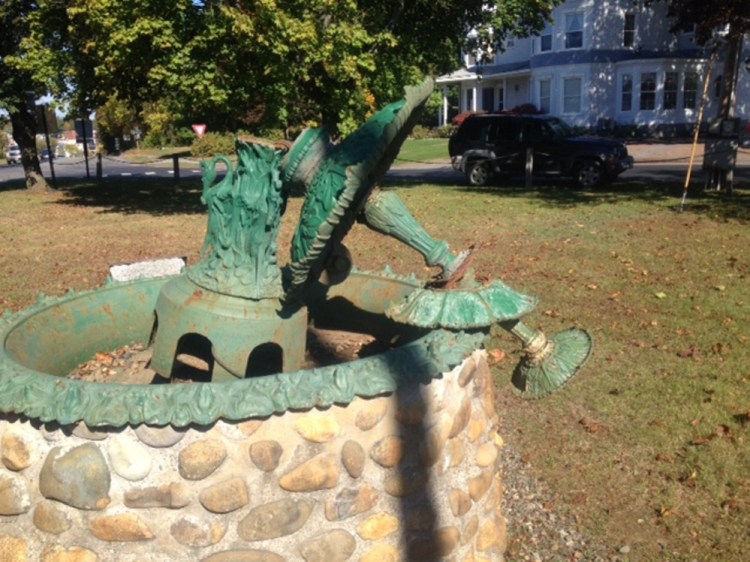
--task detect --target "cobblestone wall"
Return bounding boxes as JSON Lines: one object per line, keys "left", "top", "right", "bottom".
{"left": 0, "top": 350, "right": 505, "bottom": 561}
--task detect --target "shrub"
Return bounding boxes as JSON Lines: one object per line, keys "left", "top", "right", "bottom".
{"left": 173, "top": 127, "right": 198, "bottom": 147}
{"left": 452, "top": 110, "right": 487, "bottom": 126}
{"left": 142, "top": 132, "right": 169, "bottom": 149}
{"left": 501, "top": 103, "right": 542, "bottom": 115}
{"left": 437, "top": 125, "right": 454, "bottom": 138}
{"left": 256, "top": 128, "right": 286, "bottom": 142}
{"left": 410, "top": 125, "right": 432, "bottom": 140}
{"left": 190, "top": 132, "right": 236, "bottom": 158}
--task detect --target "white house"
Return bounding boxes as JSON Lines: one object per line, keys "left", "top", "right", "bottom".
{"left": 437, "top": 0, "right": 750, "bottom": 135}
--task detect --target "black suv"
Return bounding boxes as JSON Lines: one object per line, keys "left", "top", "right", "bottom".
{"left": 449, "top": 114, "right": 633, "bottom": 188}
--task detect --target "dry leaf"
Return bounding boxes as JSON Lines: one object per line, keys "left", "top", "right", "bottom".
{"left": 579, "top": 416, "right": 607, "bottom": 434}
{"left": 487, "top": 348, "right": 506, "bottom": 365}
{"left": 677, "top": 347, "right": 700, "bottom": 358}
{"left": 715, "top": 424, "right": 732, "bottom": 438}
{"left": 94, "top": 352, "right": 114, "bottom": 365}
{"left": 655, "top": 453, "right": 674, "bottom": 464}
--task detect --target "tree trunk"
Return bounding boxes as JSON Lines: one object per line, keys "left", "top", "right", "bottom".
{"left": 718, "top": 31, "right": 742, "bottom": 120}
{"left": 10, "top": 103, "right": 53, "bottom": 192}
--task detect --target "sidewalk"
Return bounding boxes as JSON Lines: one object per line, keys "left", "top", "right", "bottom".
{"left": 626, "top": 141, "right": 750, "bottom": 165}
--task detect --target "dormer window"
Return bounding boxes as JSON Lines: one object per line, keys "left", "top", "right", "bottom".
{"left": 624, "top": 13, "right": 635, "bottom": 48}
{"left": 540, "top": 23, "right": 552, "bottom": 52}
{"left": 565, "top": 12, "right": 583, "bottom": 49}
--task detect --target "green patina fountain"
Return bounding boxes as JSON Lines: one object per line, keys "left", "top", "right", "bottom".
{"left": 0, "top": 78, "right": 591, "bottom": 429}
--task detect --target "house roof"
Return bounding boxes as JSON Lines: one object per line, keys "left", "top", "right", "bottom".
{"left": 436, "top": 61, "right": 531, "bottom": 85}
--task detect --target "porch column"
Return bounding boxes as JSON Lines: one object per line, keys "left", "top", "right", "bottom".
{"left": 441, "top": 87, "right": 449, "bottom": 126}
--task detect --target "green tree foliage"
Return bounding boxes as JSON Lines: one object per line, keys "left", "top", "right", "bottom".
{"left": 0, "top": 0, "right": 54, "bottom": 190}
{"left": 15, "top": 0, "right": 558, "bottom": 142}
{"left": 650, "top": 0, "right": 750, "bottom": 118}
{"left": 654, "top": 0, "right": 749, "bottom": 44}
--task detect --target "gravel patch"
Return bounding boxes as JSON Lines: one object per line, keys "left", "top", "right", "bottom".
{"left": 499, "top": 432, "right": 613, "bottom": 561}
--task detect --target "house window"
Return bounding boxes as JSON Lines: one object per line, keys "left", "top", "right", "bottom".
{"left": 539, "top": 79, "right": 551, "bottom": 113}
{"left": 623, "top": 13, "right": 635, "bottom": 48}
{"left": 540, "top": 23, "right": 552, "bottom": 52}
{"left": 683, "top": 72, "right": 698, "bottom": 109}
{"left": 565, "top": 13, "right": 583, "bottom": 49}
{"left": 640, "top": 72, "right": 656, "bottom": 110}
{"left": 497, "top": 86, "right": 505, "bottom": 111}
{"left": 664, "top": 72, "right": 678, "bottom": 110}
{"left": 563, "top": 77, "right": 582, "bottom": 113}
{"left": 621, "top": 74, "right": 633, "bottom": 111}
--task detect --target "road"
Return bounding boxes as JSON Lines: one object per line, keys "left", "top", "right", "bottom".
{"left": 0, "top": 155, "right": 203, "bottom": 185}
{"left": 2, "top": 151, "right": 749, "bottom": 187}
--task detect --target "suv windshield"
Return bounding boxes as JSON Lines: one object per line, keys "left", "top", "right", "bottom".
{"left": 544, "top": 118, "right": 574, "bottom": 139}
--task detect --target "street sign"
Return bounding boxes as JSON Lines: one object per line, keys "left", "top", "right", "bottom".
{"left": 35, "top": 106, "right": 59, "bottom": 134}
{"left": 192, "top": 124, "right": 207, "bottom": 138}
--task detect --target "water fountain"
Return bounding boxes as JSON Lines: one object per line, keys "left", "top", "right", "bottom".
{"left": 0, "top": 79, "right": 590, "bottom": 561}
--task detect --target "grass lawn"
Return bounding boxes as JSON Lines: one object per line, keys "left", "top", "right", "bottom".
{"left": 110, "top": 137, "right": 451, "bottom": 168}
{"left": 1, "top": 166, "right": 749, "bottom": 561}
{"left": 393, "top": 137, "right": 449, "bottom": 165}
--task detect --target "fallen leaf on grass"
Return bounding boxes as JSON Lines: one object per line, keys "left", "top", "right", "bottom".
{"left": 486, "top": 348, "right": 506, "bottom": 366}
{"left": 715, "top": 424, "right": 732, "bottom": 438}
{"left": 710, "top": 342, "right": 731, "bottom": 355}
{"left": 721, "top": 499, "right": 739, "bottom": 514}
{"left": 579, "top": 416, "right": 607, "bottom": 433}
{"left": 654, "top": 291, "right": 667, "bottom": 299}
{"left": 656, "top": 506, "right": 673, "bottom": 519}
{"left": 677, "top": 346, "right": 700, "bottom": 358}
{"left": 690, "top": 425, "right": 733, "bottom": 446}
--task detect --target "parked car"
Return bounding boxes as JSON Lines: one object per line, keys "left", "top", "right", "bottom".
{"left": 40, "top": 149, "right": 52, "bottom": 161}
{"left": 449, "top": 114, "right": 634, "bottom": 188}
{"left": 4, "top": 145, "right": 21, "bottom": 165}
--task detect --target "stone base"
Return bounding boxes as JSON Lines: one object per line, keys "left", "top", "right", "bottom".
{"left": 0, "top": 351, "right": 505, "bottom": 561}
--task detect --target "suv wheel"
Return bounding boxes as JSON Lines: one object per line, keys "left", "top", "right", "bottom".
{"left": 575, "top": 160, "right": 603, "bottom": 188}
{"left": 466, "top": 160, "right": 491, "bottom": 186}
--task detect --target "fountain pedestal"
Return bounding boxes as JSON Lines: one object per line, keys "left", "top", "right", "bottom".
{"left": 151, "top": 275, "right": 308, "bottom": 381}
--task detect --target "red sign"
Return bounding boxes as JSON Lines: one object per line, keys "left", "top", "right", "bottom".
{"left": 192, "top": 124, "right": 207, "bottom": 138}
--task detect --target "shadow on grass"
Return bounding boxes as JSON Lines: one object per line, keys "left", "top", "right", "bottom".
{"left": 47, "top": 177, "right": 208, "bottom": 216}
{"left": 7, "top": 171, "right": 748, "bottom": 222}
{"left": 384, "top": 174, "right": 750, "bottom": 222}
{"left": 18, "top": 175, "right": 310, "bottom": 217}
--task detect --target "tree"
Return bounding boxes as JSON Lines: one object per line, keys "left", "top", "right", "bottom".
{"left": 20, "top": 1, "right": 559, "bottom": 141}
{"left": 654, "top": 0, "right": 750, "bottom": 118}
{"left": 0, "top": 0, "right": 54, "bottom": 191}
